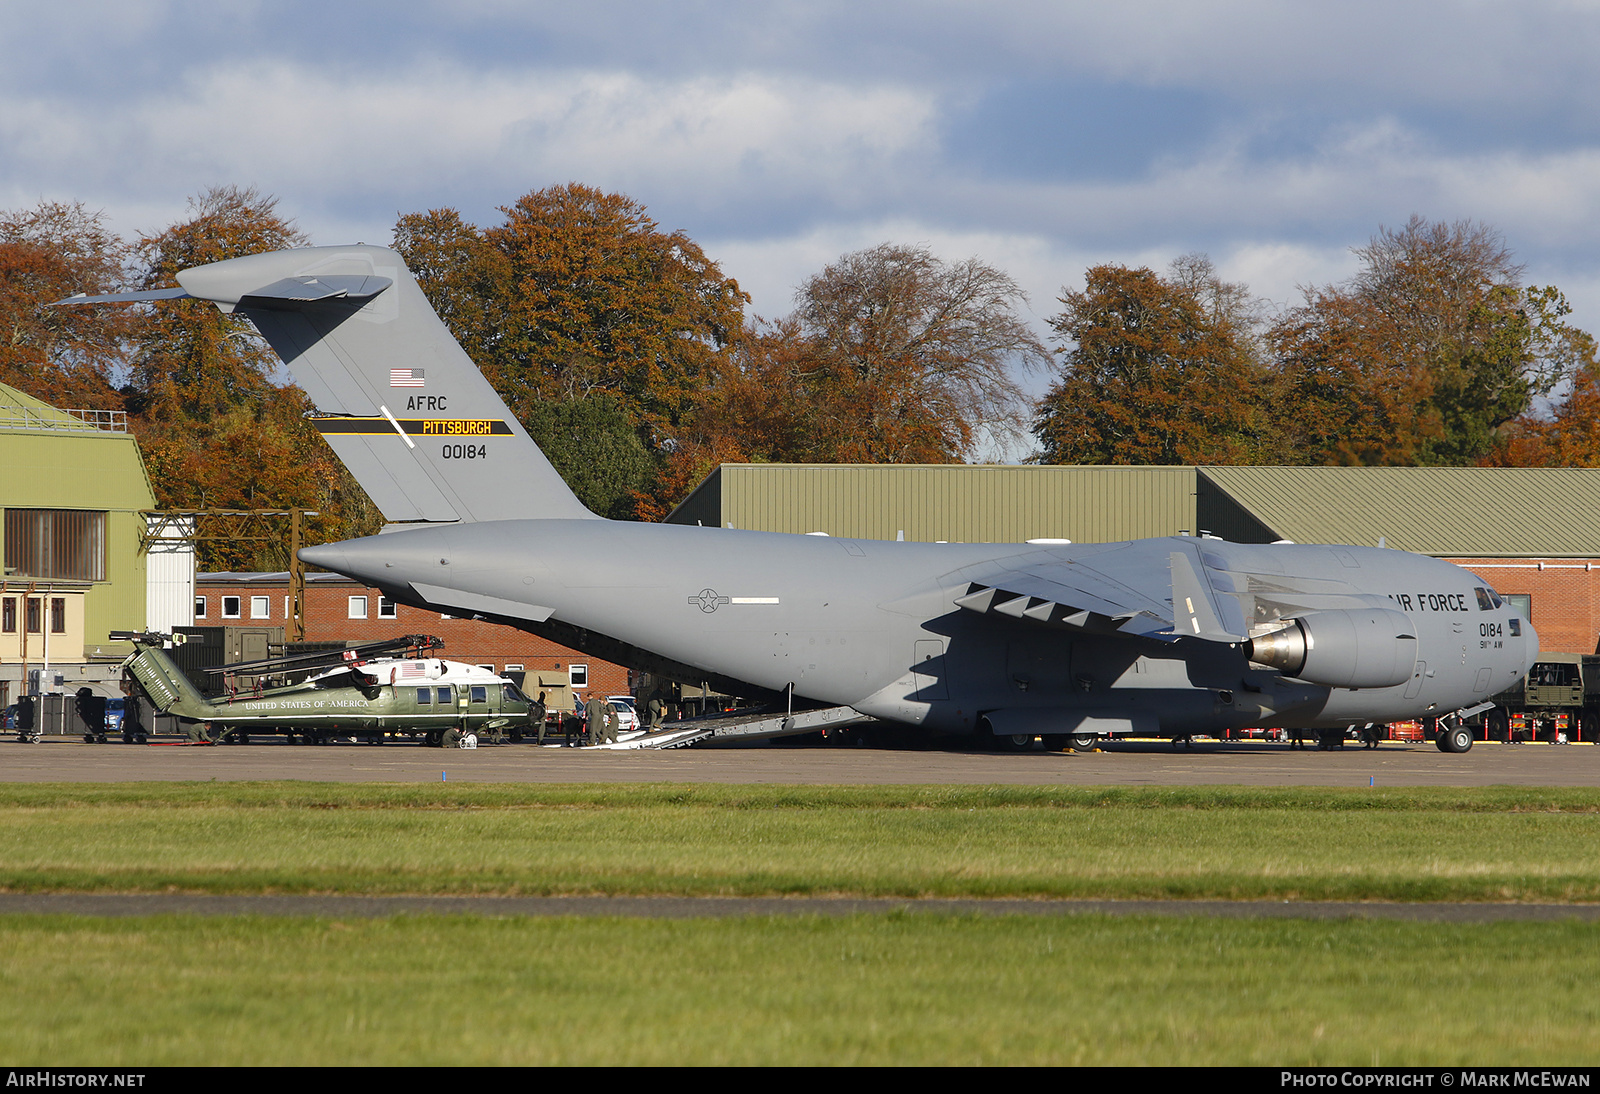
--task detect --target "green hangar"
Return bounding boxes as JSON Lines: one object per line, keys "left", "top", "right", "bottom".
{"left": 1, "top": 382, "right": 158, "bottom": 705}
{"left": 668, "top": 464, "right": 1600, "bottom": 656}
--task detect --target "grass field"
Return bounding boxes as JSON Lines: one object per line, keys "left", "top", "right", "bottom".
{"left": 4, "top": 782, "right": 1598, "bottom": 1065}
{"left": 3, "top": 782, "right": 1600, "bottom": 901}
{"left": 3, "top": 912, "right": 1599, "bottom": 1065}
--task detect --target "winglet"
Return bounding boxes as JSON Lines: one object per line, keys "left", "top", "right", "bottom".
{"left": 1170, "top": 551, "right": 1246, "bottom": 642}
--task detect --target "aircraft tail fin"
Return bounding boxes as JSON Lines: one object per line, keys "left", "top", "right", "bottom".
{"left": 159, "top": 245, "right": 594, "bottom": 524}
{"left": 119, "top": 639, "right": 214, "bottom": 721}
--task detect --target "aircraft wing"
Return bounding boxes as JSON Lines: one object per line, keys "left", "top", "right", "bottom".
{"left": 951, "top": 542, "right": 1250, "bottom": 643}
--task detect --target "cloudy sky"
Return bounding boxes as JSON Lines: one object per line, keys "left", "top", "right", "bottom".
{"left": 6, "top": 2, "right": 1600, "bottom": 454}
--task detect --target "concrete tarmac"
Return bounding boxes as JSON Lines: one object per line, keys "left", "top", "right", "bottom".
{"left": 4, "top": 735, "right": 1598, "bottom": 786}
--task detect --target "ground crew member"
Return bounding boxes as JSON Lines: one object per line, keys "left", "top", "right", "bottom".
{"left": 564, "top": 692, "right": 583, "bottom": 747}
{"left": 121, "top": 683, "right": 146, "bottom": 744}
{"left": 533, "top": 691, "right": 549, "bottom": 745}
{"left": 585, "top": 692, "right": 609, "bottom": 747}
{"left": 15, "top": 694, "right": 37, "bottom": 743}
{"left": 75, "top": 687, "right": 107, "bottom": 743}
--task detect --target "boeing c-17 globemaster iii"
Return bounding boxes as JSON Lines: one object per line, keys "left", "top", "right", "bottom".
{"left": 63, "top": 244, "right": 1539, "bottom": 752}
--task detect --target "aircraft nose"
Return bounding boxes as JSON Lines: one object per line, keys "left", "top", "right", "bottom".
{"left": 298, "top": 542, "right": 350, "bottom": 574}
{"left": 1522, "top": 618, "right": 1541, "bottom": 677}
{"left": 299, "top": 530, "right": 445, "bottom": 586}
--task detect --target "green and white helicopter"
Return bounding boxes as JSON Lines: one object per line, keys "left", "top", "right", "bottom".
{"left": 117, "top": 632, "right": 537, "bottom": 746}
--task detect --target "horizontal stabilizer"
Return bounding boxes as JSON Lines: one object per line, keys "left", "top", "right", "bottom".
{"left": 51, "top": 287, "right": 191, "bottom": 304}
{"left": 240, "top": 275, "right": 392, "bottom": 305}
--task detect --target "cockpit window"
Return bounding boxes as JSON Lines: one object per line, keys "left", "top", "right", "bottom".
{"left": 1474, "top": 587, "right": 1503, "bottom": 610}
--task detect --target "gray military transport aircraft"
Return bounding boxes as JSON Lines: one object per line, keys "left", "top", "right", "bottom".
{"left": 63, "top": 244, "right": 1540, "bottom": 752}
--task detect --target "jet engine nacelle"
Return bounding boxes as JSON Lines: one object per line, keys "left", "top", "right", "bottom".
{"left": 1247, "top": 608, "right": 1418, "bottom": 689}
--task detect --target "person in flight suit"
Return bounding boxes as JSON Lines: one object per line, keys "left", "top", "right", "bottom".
{"left": 584, "top": 693, "right": 610, "bottom": 746}
{"left": 564, "top": 692, "right": 583, "bottom": 747}
{"left": 532, "top": 691, "right": 549, "bottom": 745}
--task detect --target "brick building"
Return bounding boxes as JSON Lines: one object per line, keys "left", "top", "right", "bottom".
{"left": 1439, "top": 557, "right": 1600, "bottom": 656}
{"left": 195, "top": 572, "right": 630, "bottom": 698}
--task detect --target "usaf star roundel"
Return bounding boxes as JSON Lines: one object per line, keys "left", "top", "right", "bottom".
{"left": 689, "top": 588, "right": 731, "bottom": 613}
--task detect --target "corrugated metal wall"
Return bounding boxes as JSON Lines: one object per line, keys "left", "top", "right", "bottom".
{"left": 145, "top": 516, "right": 195, "bottom": 633}
{"left": 700, "top": 464, "right": 1201, "bottom": 543}
{"left": 1201, "top": 466, "right": 1600, "bottom": 556}
{"left": 667, "top": 463, "right": 1600, "bottom": 556}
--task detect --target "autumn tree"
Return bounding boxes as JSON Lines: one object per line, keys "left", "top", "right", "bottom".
{"left": 0, "top": 201, "right": 132, "bottom": 409}
{"left": 641, "top": 318, "right": 827, "bottom": 520}
{"left": 396, "top": 184, "right": 746, "bottom": 429}
{"left": 130, "top": 185, "right": 307, "bottom": 422}
{"left": 127, "top": 186, "right": 379, "bottom": 567}
{"left": 1265, "top": 287, "right": 1438, "bottom": 464}
{"left": 395, "top": 185, "right": 748, "bottom": 518}
{"left": 390, "top": 207, "right": 507, "bottom": 373}
{"left": 641, "top": 244, "right": 1051, "bottom": 518}
{"left": 1267, "top": 217, "right": 1588, "bottom": 465}
{"left": 1033, "top": 261, "right": 1266, "bottom": 464}
{"left": 1486, "top": 319, "right": 1600, "bottom": 467}
{"left": 1490, "top": 366, "right": 1600, "bottom": 467}
{"left": 521, "top": 393, "right": 657, "bottom": 519}
{"left": 791, "top": 243, "right": 1050, "bottom": 463}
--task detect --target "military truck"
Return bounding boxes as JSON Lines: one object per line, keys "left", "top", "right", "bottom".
{"left": 522, "top": 670, "right": 576, "bottom": 735}
{"left": 1472, "top": 652, "right": 1596, "bottom": 743}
